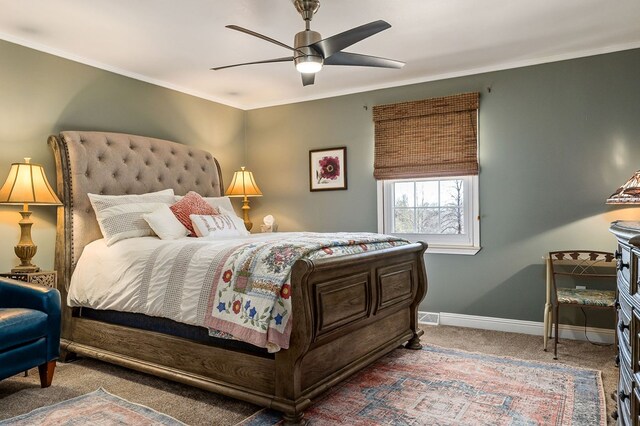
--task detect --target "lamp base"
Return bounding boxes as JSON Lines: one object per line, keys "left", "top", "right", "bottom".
{"left": 13, "top": 210, "right": 40, "bottom": 274}
{"left": 11, "top": 265, "right": 41, "bottom": 274}
{"left": 242, "top": 198, "right": 253, "bottom": 232}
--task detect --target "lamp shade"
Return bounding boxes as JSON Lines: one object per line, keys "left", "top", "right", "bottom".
{"left": 225, "top": 166, "right": 262, "bottom": 197}
{"left": 607, "top": 170, "right": 640, "bottom": 204}
{"left": 0, "top": 158, "right": 62, "bottom": 205}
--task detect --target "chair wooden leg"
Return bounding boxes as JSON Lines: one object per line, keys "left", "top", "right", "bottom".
{"left": 548, "top": 306, "right": 555, "bottom": 341}
{"left": 543, "top": 303, "right": 550, "bottom": 351}
{"left": 554, "top": 305, "right": 560, "bottom": 360}
{"left": 38, "top": 361, "right": 56, "bottom": 388}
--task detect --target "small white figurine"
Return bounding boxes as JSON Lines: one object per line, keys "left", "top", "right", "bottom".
{"left": 261, "top": 215, "right": 278, "bottom": 232}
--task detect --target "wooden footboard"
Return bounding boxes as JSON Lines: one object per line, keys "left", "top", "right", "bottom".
{"left": 273, "top": 242, "right": 427, "bottom": 422}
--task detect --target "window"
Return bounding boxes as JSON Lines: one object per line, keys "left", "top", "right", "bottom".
{"left": 378, "top": 176, "right": 480, "bottom": 254}
{"left": 372, "top": 92, "right": 481, "bottom": 255}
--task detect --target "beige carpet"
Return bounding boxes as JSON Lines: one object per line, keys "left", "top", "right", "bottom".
{"left": 0, "top": 325, "right": 616, "bottom": 425}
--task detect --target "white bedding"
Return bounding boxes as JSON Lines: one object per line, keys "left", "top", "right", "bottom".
{"left": 68, "top": 233, "right": 302, "bottom": 328}
{"left": 70, "top": 231, "right": 409, "bottom": 352}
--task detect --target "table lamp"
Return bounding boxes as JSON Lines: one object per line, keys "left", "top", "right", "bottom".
{"left": 225, "top": 166, "right": 262, "bottom": 231}
{"left": 606, "top": 169, "right": 640, "bottom": 204}
{"left": 0, "top": 158, "right": 62, "bottom": 273}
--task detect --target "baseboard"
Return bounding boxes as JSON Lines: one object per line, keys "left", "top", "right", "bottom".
{"left": 419, "top": 311, "right": 615, "bottom": 344}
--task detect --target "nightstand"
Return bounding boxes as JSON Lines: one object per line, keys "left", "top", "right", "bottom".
{"left": 0, "top": 270, "right": 57, "bottom": 288}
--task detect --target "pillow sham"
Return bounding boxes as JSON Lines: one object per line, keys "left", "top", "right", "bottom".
{"left": 88, "top": 189, "right": 176, "bottom": 246}
{"left": 142, "top": 204, "right": 189, "bottom": 240}
{"left": 170, "top": 191, "right": 219, "bottom": 236}
{"left": 190, "top": 209, "right": 249, "bottom": 238}
{"left": 174, "top": 195, "right": 235, "bottom": 216}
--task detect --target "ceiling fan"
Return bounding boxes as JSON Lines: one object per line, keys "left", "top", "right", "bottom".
{"left": 211, "top": 0, "right": 405, "bottom": 86}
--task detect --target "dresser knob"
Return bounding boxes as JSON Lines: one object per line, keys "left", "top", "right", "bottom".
{"left": 619, "top": 321, "right": 629, "bottom": 332}
{"left": 619, "top": 390, "right": 629, "bottom": 402}
{"left": 618, "top": 259, "right": 630, "bottom": 271}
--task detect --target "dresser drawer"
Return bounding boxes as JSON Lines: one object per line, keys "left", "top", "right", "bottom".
{"left": 618, "top": 243, "right": 632, "bottom": 292}
{"left": 632, "top": 385, "right": 640, "bottom": 426}
{"left": 620, "top": 304, "right": 632, "bottom": 351}
{"left": 633, "top": 309, "right": 640, "bottom": 373}
{"left": 621, "top": 290, "right": 634, "bottom": 318}
{"left": 635, "top": 249, "right": 640, "bottom": 302}
{"left": 621, "top": 327, "right": 632, "bottom": 370}
{"left": 623, "top": 389, "right": 632, "bottom": 426}
{"left": 620, "top": 371, "right": 631, "bottom": 425}
{"left": 617, "top": 288, "right": 640, "bottom": 317}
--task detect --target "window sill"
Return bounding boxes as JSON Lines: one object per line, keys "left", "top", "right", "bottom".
{"left": 401, "top": 239, "right": 481, "bottom": 255}
{"left": 426, "top": 245, "right": 481, "bottom": 255}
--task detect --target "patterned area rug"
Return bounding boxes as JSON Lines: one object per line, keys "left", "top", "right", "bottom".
{"left": 0, "top": 388, "right": 186, "bottom": 425}
{"left": 240, "top": 345, "right": 606, "bottom": 425}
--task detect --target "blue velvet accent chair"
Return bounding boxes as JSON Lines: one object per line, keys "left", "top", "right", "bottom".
{"left": 0, "top": 277, "right": 61, "bottom": 388}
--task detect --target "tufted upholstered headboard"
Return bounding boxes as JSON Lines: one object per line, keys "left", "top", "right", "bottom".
{"left": 48, "top": 131, "right": 223, "bottom": 292}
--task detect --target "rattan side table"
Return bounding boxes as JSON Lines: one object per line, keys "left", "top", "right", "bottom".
{"left": 0, "top": 270, "right": 57, "bottom": 288}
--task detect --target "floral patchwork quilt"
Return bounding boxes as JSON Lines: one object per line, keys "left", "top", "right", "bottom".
{"left": 203, "top": 232, "right": 408, "bottom": 352}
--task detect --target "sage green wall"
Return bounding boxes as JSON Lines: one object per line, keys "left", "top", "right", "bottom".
{"left": 245, "top": 49, "right": 640, "bottom": 325}
{"left": 0, "top": 39, "right": 245, "bottom": 273}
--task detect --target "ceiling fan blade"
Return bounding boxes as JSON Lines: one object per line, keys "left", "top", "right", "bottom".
{"left": 324, "top": 52, "right": 404, "bottom": 69}
{"left": 226, "top": 25, "right": 301, "bottom": 53}
{"left": 310, "top": 20, "right": 391, "bottom": 59}
{"left": 301, "top": 73, "right": 315, "bottom": 86}
{"left": 211, "top": 57, "right": 293, "bottom": 71}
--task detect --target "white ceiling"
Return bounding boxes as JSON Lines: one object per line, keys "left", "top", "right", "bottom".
{"left": 1, "top": 0, "right": 639, "bottom": 110}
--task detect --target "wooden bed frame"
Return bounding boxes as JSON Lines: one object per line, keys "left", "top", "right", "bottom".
{"left": 48, "top": 131, "right": 428, "bottom": 424}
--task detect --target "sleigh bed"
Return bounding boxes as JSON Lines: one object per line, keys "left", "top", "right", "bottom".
{"left": 48, "top": 130, "right": 427, "bottom": 424}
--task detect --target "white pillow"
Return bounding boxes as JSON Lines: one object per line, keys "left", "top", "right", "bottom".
{"left": 175, "top": 195, "right": 236, "bottom": 217}
{"left": 88, "top": 189, "right": 176, "bottom": 246}
{"left": 190, "top": 209, "right": 249, "bottom": 238}
{"left": 218, "top": 207, "right": 249, "bottom": 235}
{"left": 142, "top": 204, "right": 189, "bottom": 240}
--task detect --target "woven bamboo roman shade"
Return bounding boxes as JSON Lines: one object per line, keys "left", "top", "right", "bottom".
{"left": 373, "top": 92, "right": 479, "bottom": 180}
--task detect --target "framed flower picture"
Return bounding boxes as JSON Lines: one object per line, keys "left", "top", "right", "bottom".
{"left": 309, "top": 147, "right": 347, "bottom": 191}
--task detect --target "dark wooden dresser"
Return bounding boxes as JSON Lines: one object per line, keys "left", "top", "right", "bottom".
{"left": 611, "top": 221, "right": 640, "bottom": 425}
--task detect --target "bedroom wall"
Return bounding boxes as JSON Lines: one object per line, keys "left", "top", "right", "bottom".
{"left": 245, "top": 48, "right": 640, "bottom": 327}
{"left": 0, "top": 39, "right": 245, "bottom": 273}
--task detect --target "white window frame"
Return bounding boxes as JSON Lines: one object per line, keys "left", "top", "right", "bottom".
{"left": 377, "top": 176, "right": 481, "bottom": 255}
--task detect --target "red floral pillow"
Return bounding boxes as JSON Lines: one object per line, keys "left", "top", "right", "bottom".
{"left": 170, "top": 191, "right": 218, "bottom": 236}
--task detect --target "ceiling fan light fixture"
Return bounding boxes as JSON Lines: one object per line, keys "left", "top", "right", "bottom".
{"left": 213, "top": 0, "right": 404, "bottom": 86}
{"left": 295, "top": 56, "right": 323, "bottom": 73}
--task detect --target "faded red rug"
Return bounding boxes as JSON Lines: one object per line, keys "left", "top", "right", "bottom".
{"left": 240, "top": 345, "right": 606, "bottom": 425}
{"left": 0, "top": 388, "right": 186, "bottom": 425}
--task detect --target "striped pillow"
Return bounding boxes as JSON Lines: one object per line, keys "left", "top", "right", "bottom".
{"left": 170, "top": 191, "right": 218, "bottom": 236}
{"left": 88, "top": 189, "right": 176, "bottom": 246}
